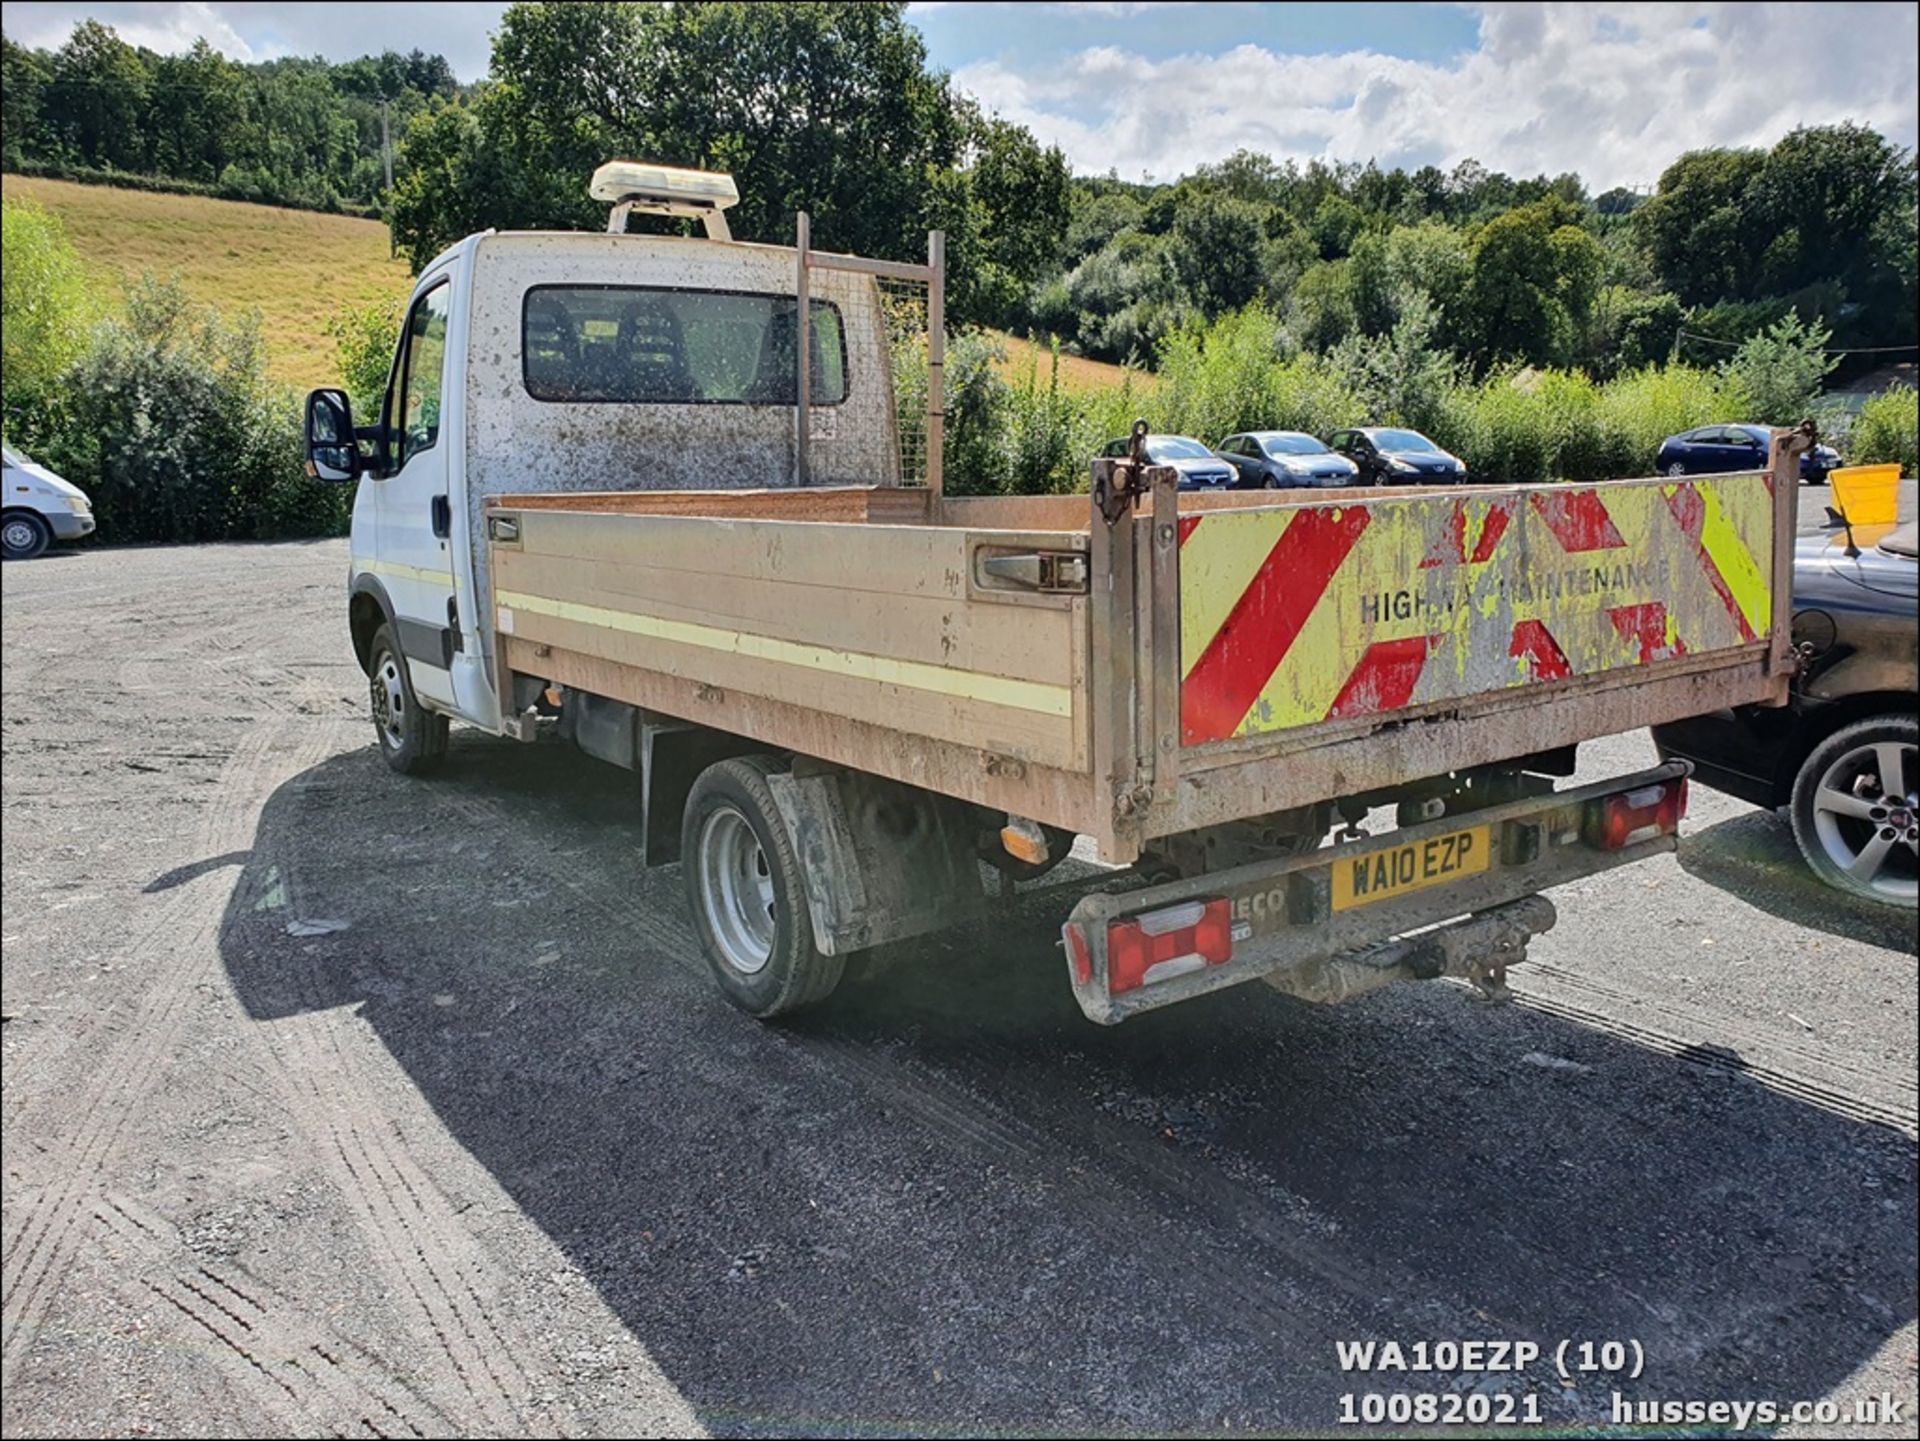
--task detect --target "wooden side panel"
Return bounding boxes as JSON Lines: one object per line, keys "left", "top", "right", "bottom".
{"left": 491, "top": 508, "right": 1089, "bottom": 773}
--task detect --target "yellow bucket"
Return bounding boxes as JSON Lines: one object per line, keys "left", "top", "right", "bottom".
{"left": 1829, "top": 463, "right": 1902, "bottom": 527}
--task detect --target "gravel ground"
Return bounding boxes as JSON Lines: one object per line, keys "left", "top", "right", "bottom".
{"left": 3, "top": 486, "right": 1915, "bottom": 1438}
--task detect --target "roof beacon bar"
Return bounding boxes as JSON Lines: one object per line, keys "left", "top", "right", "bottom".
{"left": 590, "top": 160, "right": 740, "bottom": 241}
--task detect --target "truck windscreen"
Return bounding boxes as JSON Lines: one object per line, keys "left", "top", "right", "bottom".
{"left": 521, "top": 285, "right": 848, "bottom": 406}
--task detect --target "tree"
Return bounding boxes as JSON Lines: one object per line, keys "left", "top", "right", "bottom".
{"left": 2, "top": 36, "right": 51, "bottom": 168}
{"left": 1310, "top": 193, "right": 1363, "bottom": 259}
{"left": 1634, "top": 147, "right": 1769, "bottom": 304}
{"left": 1753, "top": 124, "right": 1912, "bottom": 297}
{"left": 1168, "top": 190, "right": 1267, "bottom": 315}
{"left": 1722, "top": 314, "right": 1837, "bottom": 423}
{"left": 957, "top": 112, "right": 1071, "bottom": 326}
{"left": 1062, "top": 188, "right": 1144, "bottom": 264}
{"left": 49, "top": 19, "right": 151, "bottom": 170}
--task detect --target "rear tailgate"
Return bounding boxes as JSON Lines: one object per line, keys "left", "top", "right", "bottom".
{"left": 1176, "top": 471, "right": 1778, "bottom": 745}
{"left": 1109, "top": 446, "right": 1800, "bottom": 847}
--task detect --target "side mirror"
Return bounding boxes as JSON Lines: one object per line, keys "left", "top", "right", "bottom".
{"left": 305, "top": 387, "right": 360, "bottom": 483}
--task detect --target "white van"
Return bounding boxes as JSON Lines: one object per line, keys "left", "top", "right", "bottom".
{"left": 2, "top": 446, "right": 95, "bottom": 559}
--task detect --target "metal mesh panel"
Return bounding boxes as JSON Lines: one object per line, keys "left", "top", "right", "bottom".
{"left": 871, "top": 273, "right": 930, "bottom": 489}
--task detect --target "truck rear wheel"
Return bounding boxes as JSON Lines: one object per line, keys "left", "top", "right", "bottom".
{"left": 682, "top": 755, "right": 843, "bottom": 1017}
{"left": 366, "top": 624, "right": 449, "bottom": 775}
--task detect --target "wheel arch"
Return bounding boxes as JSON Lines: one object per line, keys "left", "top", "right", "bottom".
{"left": 348, "top": 574, "right": 396, "bottom": 674}
{"left": 1771, "top": 690, "right": 1920, "bottom": 805}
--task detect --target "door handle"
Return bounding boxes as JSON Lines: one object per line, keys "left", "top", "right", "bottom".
{"left": 431, "top": 495, "right": 451, "bottom": 538}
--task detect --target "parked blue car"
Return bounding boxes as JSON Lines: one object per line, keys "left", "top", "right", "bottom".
{"left": 1655, "top": 424, "right": 1841, "bottom": 484}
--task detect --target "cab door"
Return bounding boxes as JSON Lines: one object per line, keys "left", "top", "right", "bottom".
{"left": 372, "top": 277, "right": 460, "bottom": 711}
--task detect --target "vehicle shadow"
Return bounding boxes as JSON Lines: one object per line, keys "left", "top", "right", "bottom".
{"left": 216, "top": 738, "right": 1917, "bottom": 1436}
{"left": 1677, "top": 809, "right": 1918, "bottom": 953}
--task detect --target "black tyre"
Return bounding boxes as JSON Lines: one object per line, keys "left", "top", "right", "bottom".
{"left": 1788, "top": 715, "right": 1917, "bottom": 909}
{"left": 2, "top": 512, "right": 51, "bottom": 561}
{"left": 366, "top": 623, "right": 449, "bottom": 775}
{"left": 682, "top": 755, "right": 843, "bottom": 1017}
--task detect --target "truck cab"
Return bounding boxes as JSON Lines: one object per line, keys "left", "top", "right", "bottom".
{"left": 307, "top": 163, "right": 902, "bottom": 767}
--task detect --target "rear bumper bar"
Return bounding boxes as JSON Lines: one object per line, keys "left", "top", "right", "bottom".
{"left": 1063, "top": 760, "right": 1689, "bottom": 1024}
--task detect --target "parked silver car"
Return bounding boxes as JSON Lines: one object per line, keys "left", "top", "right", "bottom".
{"left": 1215, "top": 431, "right": 1360, "bottom": 488}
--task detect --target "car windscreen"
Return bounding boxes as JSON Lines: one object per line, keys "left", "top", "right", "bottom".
{"left": 1147, "top": 437, "right": 1213, "bottom": 461}
{"left": 522, "top": 285, "right": 847, "bottom": 405}
{"left": 1, "top": 446, "right": 21, "bottom": 468}
{"left": 1372, "top": 429, "right": 1437, "bottom": 452}
{"left": 1260, "top": 434, "right": 1327, "bottom": 456}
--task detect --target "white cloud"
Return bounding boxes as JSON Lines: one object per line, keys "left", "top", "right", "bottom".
{"left": 3, "top": 3, "right": 506, "bottom": 81}
{"left": 954, "top": 2, "right": 1920, "bottom": 188}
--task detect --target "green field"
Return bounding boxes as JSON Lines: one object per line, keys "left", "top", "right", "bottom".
{"left": 3, "top": 174, "right": 1146, "bottom": 397}
{"left": 2, "top": 175, "right": 412, "bottom": 391}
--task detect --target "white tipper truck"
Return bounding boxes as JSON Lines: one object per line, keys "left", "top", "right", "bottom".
{"left": 305, "top": 163, "right": 1805, "bottom": 1023}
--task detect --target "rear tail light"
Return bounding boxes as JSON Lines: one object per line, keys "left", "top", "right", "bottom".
{"left": 1105, "top": 898, "right": 1233, "bottom": 994}
{"left": 1592, "top": 779, "right": 1688, "bottom": 850}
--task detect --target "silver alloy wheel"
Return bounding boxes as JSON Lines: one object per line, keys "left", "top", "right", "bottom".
{"left": 697, "top": 805, "right": 776, "bottom": 974}
{"left": 3, "top": 517, "right": 42, "bottom": 554}
{"left": 1810, "top": 739, "right": 1919, "bottom": 903}
{"left": 371, "top": 652, "right": 407, "bottom": 751}
{"left": 1665, "top": 461, "right": 1688, "bottom": 477}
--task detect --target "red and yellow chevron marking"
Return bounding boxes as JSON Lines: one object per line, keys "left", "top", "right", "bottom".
{"left": 1178, "top": 475, "right": 1775, "bottom": 746}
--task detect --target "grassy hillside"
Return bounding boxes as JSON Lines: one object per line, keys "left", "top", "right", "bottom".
{"left": 992, "top": 331, "right": 1146, "bottom": 393}
{"left": 2, "top": 174, "right": 409, "bottom": 391}
{"left": 3, "top": 175, "right": 1148, "bottom": 398}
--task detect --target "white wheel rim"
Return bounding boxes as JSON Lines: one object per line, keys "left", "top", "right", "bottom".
{"left": 698, "top": 805, "right": 776, "bottom": 974}
{"left": 3, "top": 519, "right": 39, "bottom": 551}
{"left": 371, "top": 653, "right": 407, "bottom": 749}
{"left": 1811, "top": 739, "right": 1918, "bottom": 902}
{"left": 1666, "top": 462, "right": 1688, "bottom": 477}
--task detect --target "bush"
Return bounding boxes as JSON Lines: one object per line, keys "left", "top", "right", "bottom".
{"left": 1849, "top": 384, "right": 1918, "bottom": 473}
{"left": 326, "top": 296, "right": 403, "bottom": 415}
{"left": 1155, "top": 304, "right": 1289, "bottom": 442}
{"left": 41, "top": 277, "right": 346, "bottom": 543}
{"left": 1, "top": 198, "right": 98, "bottom": 438}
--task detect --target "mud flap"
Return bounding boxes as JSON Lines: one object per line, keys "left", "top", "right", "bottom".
{"left": 766, "top": 769, "right": 986, "bottom": 956}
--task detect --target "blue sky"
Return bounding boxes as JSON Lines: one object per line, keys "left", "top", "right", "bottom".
{"left": 5, "top": 3, "right": 1916, "bottom": 189}
{"left": 911, "top": 2, "right": 1482, "bottom": 71}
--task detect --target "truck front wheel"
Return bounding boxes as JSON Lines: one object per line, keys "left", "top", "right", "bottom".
{"left": 682, "top": 756, "right": 843, "bottom": 1018}
{"left": 366, "top": 624, "right": 449, "bottom": 775}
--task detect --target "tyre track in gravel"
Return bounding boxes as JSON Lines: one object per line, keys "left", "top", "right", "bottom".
{"left": 2, "top": 696, "right": 341, "bottom": 1385}
{"left": 9, "top": 677, "right": 560, "bottom": 1428}
{"left": 432, "top": 771, "right": 1919, "bottom": 1376}
{"left": 167, "top": 655, "right": 565, "bottom": 1435}
{"left": 1511, "top": 965, "right": 1918, "bottom": 1137}
{"left": 91, "top": 1190, "right": 455, "bottom": 1439}
{"left": 416, "top": 785, "right": 1423, "bottom": 1353}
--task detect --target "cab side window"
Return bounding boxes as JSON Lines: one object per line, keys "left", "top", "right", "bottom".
{"left": 395, "top": 282, "right": 451, "bottom": 467}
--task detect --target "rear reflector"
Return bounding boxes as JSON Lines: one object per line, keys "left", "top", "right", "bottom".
{"left": 1593, "top": 779, "right": 1688, "bottom": 851}
{"left": 1106, "top": 897, "right": 1233, "bottom": 995}
{"left": 1064, "top": 923, "right": 1093, "bottom": 985}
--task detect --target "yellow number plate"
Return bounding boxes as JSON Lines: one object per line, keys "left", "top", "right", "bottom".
{"left": 1332, "top": 825, "right": 1492, "bottom": 912}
